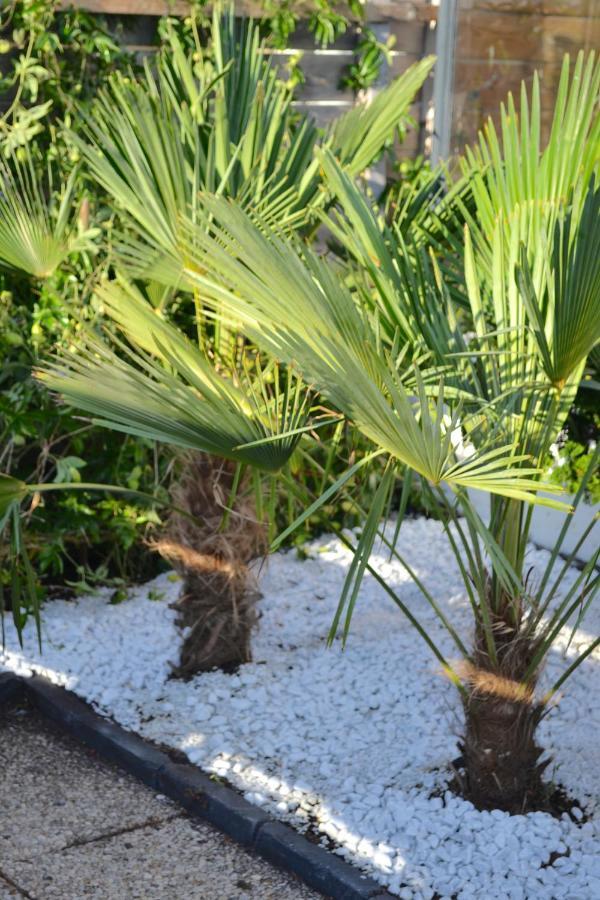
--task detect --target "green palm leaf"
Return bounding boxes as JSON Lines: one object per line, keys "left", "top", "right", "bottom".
{"left": 36, "top": 277, "right": 309, "bottom": 472}
{"left": 178, "top": 197, "right": 568, "bottom": 507}
{"left": 74, "top": 9, "right": 433, "bottom": 284}
{"left": 0, "top": 152, "right": 96, "bottom": 278}
{"left": 545, "top": 180, "right": 600, "bottom": 385}
{"left": 330, "top": 55, "right": 435, "bottom": 177}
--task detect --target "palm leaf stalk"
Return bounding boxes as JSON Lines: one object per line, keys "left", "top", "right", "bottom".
{"left": 164, "top": 52, "right": 600, "bottom": 811}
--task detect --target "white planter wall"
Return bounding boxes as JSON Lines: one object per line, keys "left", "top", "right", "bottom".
{"left": 467, "top": 490, "right": 599, "bottom": 565}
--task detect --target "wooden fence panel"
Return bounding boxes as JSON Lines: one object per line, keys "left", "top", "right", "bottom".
{"left": 451, "top": 0, "right": 600, "bottom": 152}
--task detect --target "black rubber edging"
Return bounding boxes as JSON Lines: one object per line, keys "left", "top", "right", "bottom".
{"left": 1, "top": 673, "right": 393, "bottom": 900}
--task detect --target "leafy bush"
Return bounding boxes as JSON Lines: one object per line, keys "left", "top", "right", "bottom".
{"left": 0, "top": 0, "right": 137, "bottom": 155}
{"left": 547, "top": 438, "right": 600, "bottom": 504}
{"left": 0, "top": 240, "right": 171, "bottom": 590}
{"left": 0, "top": 2, "right": 162, "bottom": 600}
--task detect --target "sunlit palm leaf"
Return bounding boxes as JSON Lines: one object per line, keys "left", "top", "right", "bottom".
{"left": 178, "top": 197, "right": 568, "bottom": 506}
{"left": 0, "top": 153, "right": 95, "bottom": 278}
{"left": 317, "top": 149, "right": 466, "bottom": 361}
{"left": 329, "top": 56, "right": 434, "bottom": 176}
{"left": 36, "top": 278, "right": 309, "bottom": 472}
{"left": 463, "top": 51, "right": 600, "bottom": 243}
{"left": 545, "top": 180, "right": 600, "bottom": 385}
{"left": 74, "top": 9, "right": 433, "bottom": 284}
{"left": 74, "top": 8, "right": 318, "bottom": 282}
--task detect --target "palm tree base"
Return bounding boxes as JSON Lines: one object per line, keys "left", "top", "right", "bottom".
{"left": 460, "top": 691, "right": 546, "bottom": 813}
{"left": 154, "top": 452, "right": 267, "bottom": 678}
{"left": 170, "top": 575, "right": 260, "bottom": 677}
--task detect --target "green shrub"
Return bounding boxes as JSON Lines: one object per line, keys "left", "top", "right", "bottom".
{"left": 546, "top": 438, "right": 600, "bottom": 504}
{"left": 0, "top": 257, "right": 171, "bottom": 594}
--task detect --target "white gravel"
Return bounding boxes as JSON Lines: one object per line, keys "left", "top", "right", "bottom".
{"left": 2, "top": 517, "right": 599, "bottom": 899}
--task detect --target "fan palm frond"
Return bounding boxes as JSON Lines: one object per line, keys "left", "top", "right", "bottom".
{"left": 74, "top": 8, "right": 433, "bottom": 284}
{"left": 463, "top": 51, "right": 600, "bottom": 241}
{"left": 35, "top": 277, "right": 309, "bottom": 472}
{"left": 178, "top": 197, "right": 569, "bottom": 506}
{"left": 330, "top": 55, "right": 434, "bottom": 177}
{"left": 0, "top": 152, "right": 96, "bottom": 278}
{"left": 517, "top": 180, "right": 600, "bottom": 389}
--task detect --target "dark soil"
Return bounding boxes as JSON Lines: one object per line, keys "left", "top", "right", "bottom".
{"left": 433, "top": 755, "right": 590, "bottom": 822}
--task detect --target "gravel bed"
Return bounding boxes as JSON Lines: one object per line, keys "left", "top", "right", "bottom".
{"left": 1, "top": 517, "right": 598, "bottom": 899}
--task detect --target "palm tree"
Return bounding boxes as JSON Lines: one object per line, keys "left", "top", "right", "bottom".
{"left": 24, "top": 28, "right": 598, "bottom": 812}
{"left": 53, "top": 6, "right": 434, "bottom": 675}
{"left": 77, "top": 5, "right": 434, "bottom": 284}
{"left": 79, "top": 51, "right": 597, "bottom": 811}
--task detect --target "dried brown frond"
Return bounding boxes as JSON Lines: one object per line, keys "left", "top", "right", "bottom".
{"left": 456, "top": 661, "right": 535, "bottom": 704}
{"left": 152, "top": 539, "right": 246, "bottom": 578}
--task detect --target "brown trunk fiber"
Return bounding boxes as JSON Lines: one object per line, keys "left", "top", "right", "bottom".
{"left": 459, "top": 603, "right": 547, "bottom": 812}
{"left": 462, "top": 691, "right": 545, "bottom": 812}
{"left": 154, "top": 452, "right": 267, "bottom": 678}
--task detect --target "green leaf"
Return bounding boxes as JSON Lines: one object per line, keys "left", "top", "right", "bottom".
{"left": 36, "top": 276, "right": 310, "bottom": 473}
{"left": 179, "top": 197, "right": 571, "bottom": 508}
{"left": 329, "top": 56, "right": 435, "bottom": 176}
{"left": 0, "top": 151, "right": 95, "bottom": 278}
{"left": 0, "top": 474, "right": 28, "bottom": 520}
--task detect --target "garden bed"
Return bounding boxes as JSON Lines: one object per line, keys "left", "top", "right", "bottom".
{"left": 1, "top": 517, "right": 599, "bottom": 899}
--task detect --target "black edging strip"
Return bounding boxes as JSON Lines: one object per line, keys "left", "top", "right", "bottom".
{"left": 0, "top": 672, "right": 23, "bottom": 706}
{"left": 0, "top": 673, "right": 393, "bottom": 900}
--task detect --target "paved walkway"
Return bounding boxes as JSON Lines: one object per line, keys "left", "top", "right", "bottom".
{"left": 0, "top": 699, "right": 321, "bottom": 900}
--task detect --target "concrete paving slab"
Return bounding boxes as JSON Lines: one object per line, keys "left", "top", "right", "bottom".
{"left": 0, "top": 876, "right": 24, "bottom": 899}
{"left": 0, "top": 703, "right": 179, "bottom": 864}
{"left": 6, "top": 816, "right": 321, "bottom": 900}
{"left": 0, "top": 701, "right": 321, "bottom": 899}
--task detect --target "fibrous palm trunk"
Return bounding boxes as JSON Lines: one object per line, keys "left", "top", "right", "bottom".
{"left": 462, "top": 687, "right": 545, "bottom": 812}
{"left": 155, "top": 452, "right": 266, "bottom": 678}
{"left": 459, "top": 593, "right": 547, "bottom": 813}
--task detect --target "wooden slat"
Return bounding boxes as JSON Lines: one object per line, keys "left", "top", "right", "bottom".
{"left": 58, "top": 0, "right": 437, "bottom": 20}
{"left": 57, "top": 1, "right": 265, "bottom": 13}
{"left": 292, "top": 100, "right": 353, "bottom": 126}
{"left": 366, "top": 1, "right": 438, "bottom": 22}
{"left": 272, "top": 24, "right": 357, "bottom": 50}
{"left": 57, "top": 0, "right": 177, "bottom": 11}
{"left": 468, "top": 0, "right": 596, "bottom": 16}
{"left": 389, "top": 19, "right": 428, "bottom": 54}
{"left": 456, "top": 9, "right": 600, "bottom": 62}
{"left": 272, "top": 54, "right": 355, "bottom": 102}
